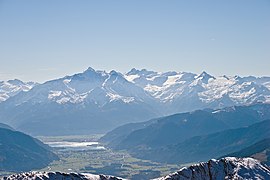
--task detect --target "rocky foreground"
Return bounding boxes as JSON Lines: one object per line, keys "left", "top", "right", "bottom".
{"left": 2, "top": 157, "right": 270, "bottom": 180}
{"left": 2, "top": 172, "right": 123, "bottom": 180}
{"left": 155, "top": 157, "right": 270, "bottom": 180}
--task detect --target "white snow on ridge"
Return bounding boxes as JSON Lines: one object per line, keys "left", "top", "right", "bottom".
{"left": 107, "top": 93, "right": 135, "bottom": 103}
{"left": 2, "top": 171, "right": 124, "bottom": 180}
{"left": 0, "top": 79, "right": 38, "bottom": 103}
{"left": 124, "top": 74, "right": 140, "bottom": 83}
{"left": 2, "top": 68, "right": 270, "bottom": 110}
{"left": 125, "top": 69, "right": 270, "bottom": 106}
{"left": 163, "top": 74, "right": 183, "bottom": 86}
{"left": 155, "top": 157, "right": 270, "bottom": 180}
{"left": 8, "top": 68, "right": 152, "bottom": 106}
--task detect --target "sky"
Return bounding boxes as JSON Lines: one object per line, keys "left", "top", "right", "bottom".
{"left": 0, "top": 0, "right": 269, "bottom": 82}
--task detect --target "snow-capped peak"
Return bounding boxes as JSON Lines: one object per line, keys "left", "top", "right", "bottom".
{"left": 123, "top": 69, "right": 270, "bottom": 112}
{"left": 109, "top": 70, "right": 121, "bottom": 76}
{"left": 84, "top": 66, "right": 96, "bottom": 73}
{"left": 126, "top": 68, "right": 138, "bottom": 75}
{"left": 0, "top": 80, "right": 38, "bottom": 103}
{"left": 7, "top": 79, "right": 24, "bottom": 85}
{"left": 2, "top": 68, "right": 270, "bottom": 115}
{"left": 4, "top": 68, "right": 154, "bottom": 106}
{"left": 195, "top": 71, "right": 216, "bottom": 83}
{"left": 126, "top": 68, "right": 156, "bottom": 76}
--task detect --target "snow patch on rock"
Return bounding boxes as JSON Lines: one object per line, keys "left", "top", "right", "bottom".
{"left": 155, "top": 157, "right": 270, "bottom": 180}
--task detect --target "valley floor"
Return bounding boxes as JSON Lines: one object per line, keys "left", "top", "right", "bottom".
{"left": 35, "top": 135, "right": 186, "bottom": 180}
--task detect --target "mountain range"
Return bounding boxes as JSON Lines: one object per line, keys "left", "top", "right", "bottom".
{"left": 147, "top": 120, "right": 270, "bottom": 164}
{"left": 101, "top": 104, "right": 270, "bottom": 164}
{"left": 1, "top": 68, "right": 270, "bottom": 135}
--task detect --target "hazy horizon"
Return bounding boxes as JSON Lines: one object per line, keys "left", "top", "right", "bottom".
{"left": 1, "top": 0, "right": 269, "bottom": 82}
{"left": 2, "top": 66, "right": 270, "bottom": 83}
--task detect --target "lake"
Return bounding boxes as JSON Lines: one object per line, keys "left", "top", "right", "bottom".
{"left": 45, "top": 141, "right": 106, "bottom": 151}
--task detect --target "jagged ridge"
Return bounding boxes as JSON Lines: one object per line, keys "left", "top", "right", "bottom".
{"left": 0, "top": 79, "right": 37, "bottom": 103}
{"left": 155, "top": 157, "right": 270, "bottom": 180}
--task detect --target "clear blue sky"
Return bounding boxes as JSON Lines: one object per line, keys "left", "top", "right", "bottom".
{"left": 0, "top": 0, "right": 269, "bottom": 82}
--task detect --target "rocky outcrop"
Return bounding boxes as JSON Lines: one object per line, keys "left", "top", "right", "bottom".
{"left": 2, "top": 171, "right": 124, "bottom": 180}
{"left": 155, "top": 157, "right": 270, "bottom": 180}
